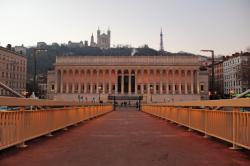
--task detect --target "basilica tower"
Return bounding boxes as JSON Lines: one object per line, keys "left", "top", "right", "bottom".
{"left": 97, "top": 28, "right": 111, "bottom": 49}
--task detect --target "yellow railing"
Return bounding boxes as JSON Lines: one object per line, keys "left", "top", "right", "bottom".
{"left": 142, "top": 98, "right": 250, "bottom": 150}
{"left": 0, "top": 97, "right": 113, "bottom": 150}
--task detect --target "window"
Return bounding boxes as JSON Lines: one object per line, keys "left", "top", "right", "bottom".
{"left": 200, "top": 84, "right": 204, "bottom": 92}
{"left": 137, "top": 85, "right": 141, "bottom": 91}
{"left": 156, "top": 85, "right": 159, "bottom": 91}
{"left": 51, "top": 84, "right": 55, "bottom": 90}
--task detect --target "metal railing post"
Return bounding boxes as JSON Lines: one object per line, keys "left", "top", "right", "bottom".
{"left": 16, "top": 107, "right": 28, "bottom": 148}
{"left": 188, "top": 107, "right": 193, "bottom": 131}
{"left": 230, "top": 107, "right": 241, "bottom": 150}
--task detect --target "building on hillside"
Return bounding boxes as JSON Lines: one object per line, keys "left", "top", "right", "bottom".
{"left": 67, "top": 41, "right": 84, "bottom": 48}
{"left": 90, "top": 33, "right": 96, "bottom": 47}
{"left": 90, "top": 28, "right": 111, "bottom": 49}
{"left": 0, "top": 46, "right": 27, "bottom": 96}
{"left": 37, "top": 42, "right": 47, "bottom": 49}
{"left": 84, "top": 41, "right": 88, "bottom": 47}
{"left": 14, "top": 44, "right": 27, "bottom": 55}
{"left": 47, "top": 55, "right": 209, "bottom": 102}
{"left": 97, "top": 28, "right": 111, "bottom": 49}
{"left": 51, "top": 42, "right": 60, "bottom": 48}
{"left": 223, "top": 52, "right": 250, "bottom": 96}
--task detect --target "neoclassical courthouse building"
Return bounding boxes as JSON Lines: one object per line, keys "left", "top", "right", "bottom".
{"left": 47, "top": 55, "right": 209, "bottom": 103}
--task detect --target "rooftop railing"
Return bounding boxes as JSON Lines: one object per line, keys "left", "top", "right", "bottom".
{"left": 0, "top": 97, "right": 113, "bottom": 150}
{"left": 142, "top": 98, "right": 250, "bottom": 150}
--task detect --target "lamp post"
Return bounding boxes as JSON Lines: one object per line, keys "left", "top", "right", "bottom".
{"left": 201, "top": 49, "right": 215, "bottom": 99}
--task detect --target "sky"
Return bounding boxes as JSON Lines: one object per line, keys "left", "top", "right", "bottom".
{"left": 0, "top": 0, "right": 249, "bottom": 55}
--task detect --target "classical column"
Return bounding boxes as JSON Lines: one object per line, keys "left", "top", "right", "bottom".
{"left": 96, "top": 70, "right": 99, "bottom": 94}
{"left": 121, "top": 70, "right": 124, "bottom": 94}
{"left": 153, "top": 70, "right": 156, "bottom": 94}
{"left": 196, "top": 70, "right": 200, "bottom": 94}
{"left": 179, "top": 70, "right": 182, "bottom": 94}
{"left": 147, "top": 83, "right": 150, "bottom": 95}
{"left": 128, "top": 70, "right": 131, "bottom": 94}
{"left": 90, "top": 70, "right": 93, "bottom": 94}
{"left": 160, "top": 70, "right": 163, "bottom": 94}
{"left": 78, "top": 69, "right": 81, "bottom": 94}
{"left": 84, "top": 70, "right": 87, "bottom": 94}
{"left": 115, "top": 70, "right": 118, "bottom": 94}
{"left": 147, "top": 69, "right": 150, "bottom": 94}
{"left": 102, "top": 77, "right": 105, "bottom": 95}
{"left": 109, "top": 70, "right": 112, "bottom": 94}
{"left": 72, "top": 69, "right": 75, "bottom": 93}
{"left": 135, "top": 69, "right": 138, "bottom": 94}
{"left": 191, "top": 70, "right": 194, "bottom": 94}
{"left": 66, "top": 70, "right": 69, "bottom": 93}
{"left": 185, "top": 70, "right": 188, "bottom": 94}
{"left": 141, "top": 69, "right": 144, "bottom": 94}
{"left": 55, "top": 69, "right": 58, "bottom": 93}
{"left": 172, "top": 70, "right": 175, "bottom": 95}
{"left": 166, "top": 70, "right": 169, "bottom": 94}
{"left": 60, "top": 69, "right": 63, "bottom": 93}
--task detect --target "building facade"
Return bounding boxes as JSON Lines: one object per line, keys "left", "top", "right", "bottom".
{"left": 37, "top": 42, "right": 47, "bottom": 49}
{"left": 47, "top": 70, "right": 55, "bottom": 99}
{"left": 67, "top": 41, "right": 84, "bottom": 48}
{"left": 214, "top": 61, "right": 224, "bottom": 98}
{"left": 223, "top": 52, "right": 250, "bottom": 96}
{"left": 0, "top": 46, "right": 27, "bottom": 96}
{"left": 48, "top": 55, "right": 209, "bottom": 102}
{"left": 14, "top": 44, "right": 27, "bottom": 55}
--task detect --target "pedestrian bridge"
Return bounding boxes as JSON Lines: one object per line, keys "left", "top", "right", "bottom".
{"left": 0, "top": 97, "right": 250, "bottom": 165}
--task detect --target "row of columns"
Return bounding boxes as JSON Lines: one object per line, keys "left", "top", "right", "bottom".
{"left": 55, "top": 68, "right": 200, "bottom": 95}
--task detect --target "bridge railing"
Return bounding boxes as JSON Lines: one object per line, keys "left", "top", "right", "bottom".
{"left": 0, "top": 97, "right": 113, "bottom": 150}
{"left": 142, "top": 98, "right": 250, "bottom": 150}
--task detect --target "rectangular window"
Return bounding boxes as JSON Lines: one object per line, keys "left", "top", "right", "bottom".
{"left": 137, "top": 85, "right": 141, "bottom": 91}
{"left": 156, "top": 85, "right": 159, "bottom": 91}
{"left": 200, "top": 84, "right": 204, "bottom": 92}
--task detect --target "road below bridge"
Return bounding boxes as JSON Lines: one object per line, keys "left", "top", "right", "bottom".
{"left": 0, "top": 108, "right": 249, "bottom": 166}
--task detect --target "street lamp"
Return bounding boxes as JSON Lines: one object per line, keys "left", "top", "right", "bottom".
{"left": 201, "top": 49, "right": 215, "bottom": 99}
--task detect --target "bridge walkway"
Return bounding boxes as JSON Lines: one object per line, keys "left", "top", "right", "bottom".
{"left": 0, "top": 108, "right": 249, "bottom": 166}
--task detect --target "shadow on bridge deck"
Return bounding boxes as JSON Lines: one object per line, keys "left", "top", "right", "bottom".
{"left": 0, "top": 109, "right": 249, "bottom": 166}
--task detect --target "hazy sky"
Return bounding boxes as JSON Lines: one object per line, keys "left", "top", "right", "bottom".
{"left": 0, "top": 0, "right": 249, "bottom": 55}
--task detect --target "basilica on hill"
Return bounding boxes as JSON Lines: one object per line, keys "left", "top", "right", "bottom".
{"left": 90, "top": 28, "right": 111, "bottom": 49}
{"left": 47, "top": 30, "right": 209, "bottom": 103}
